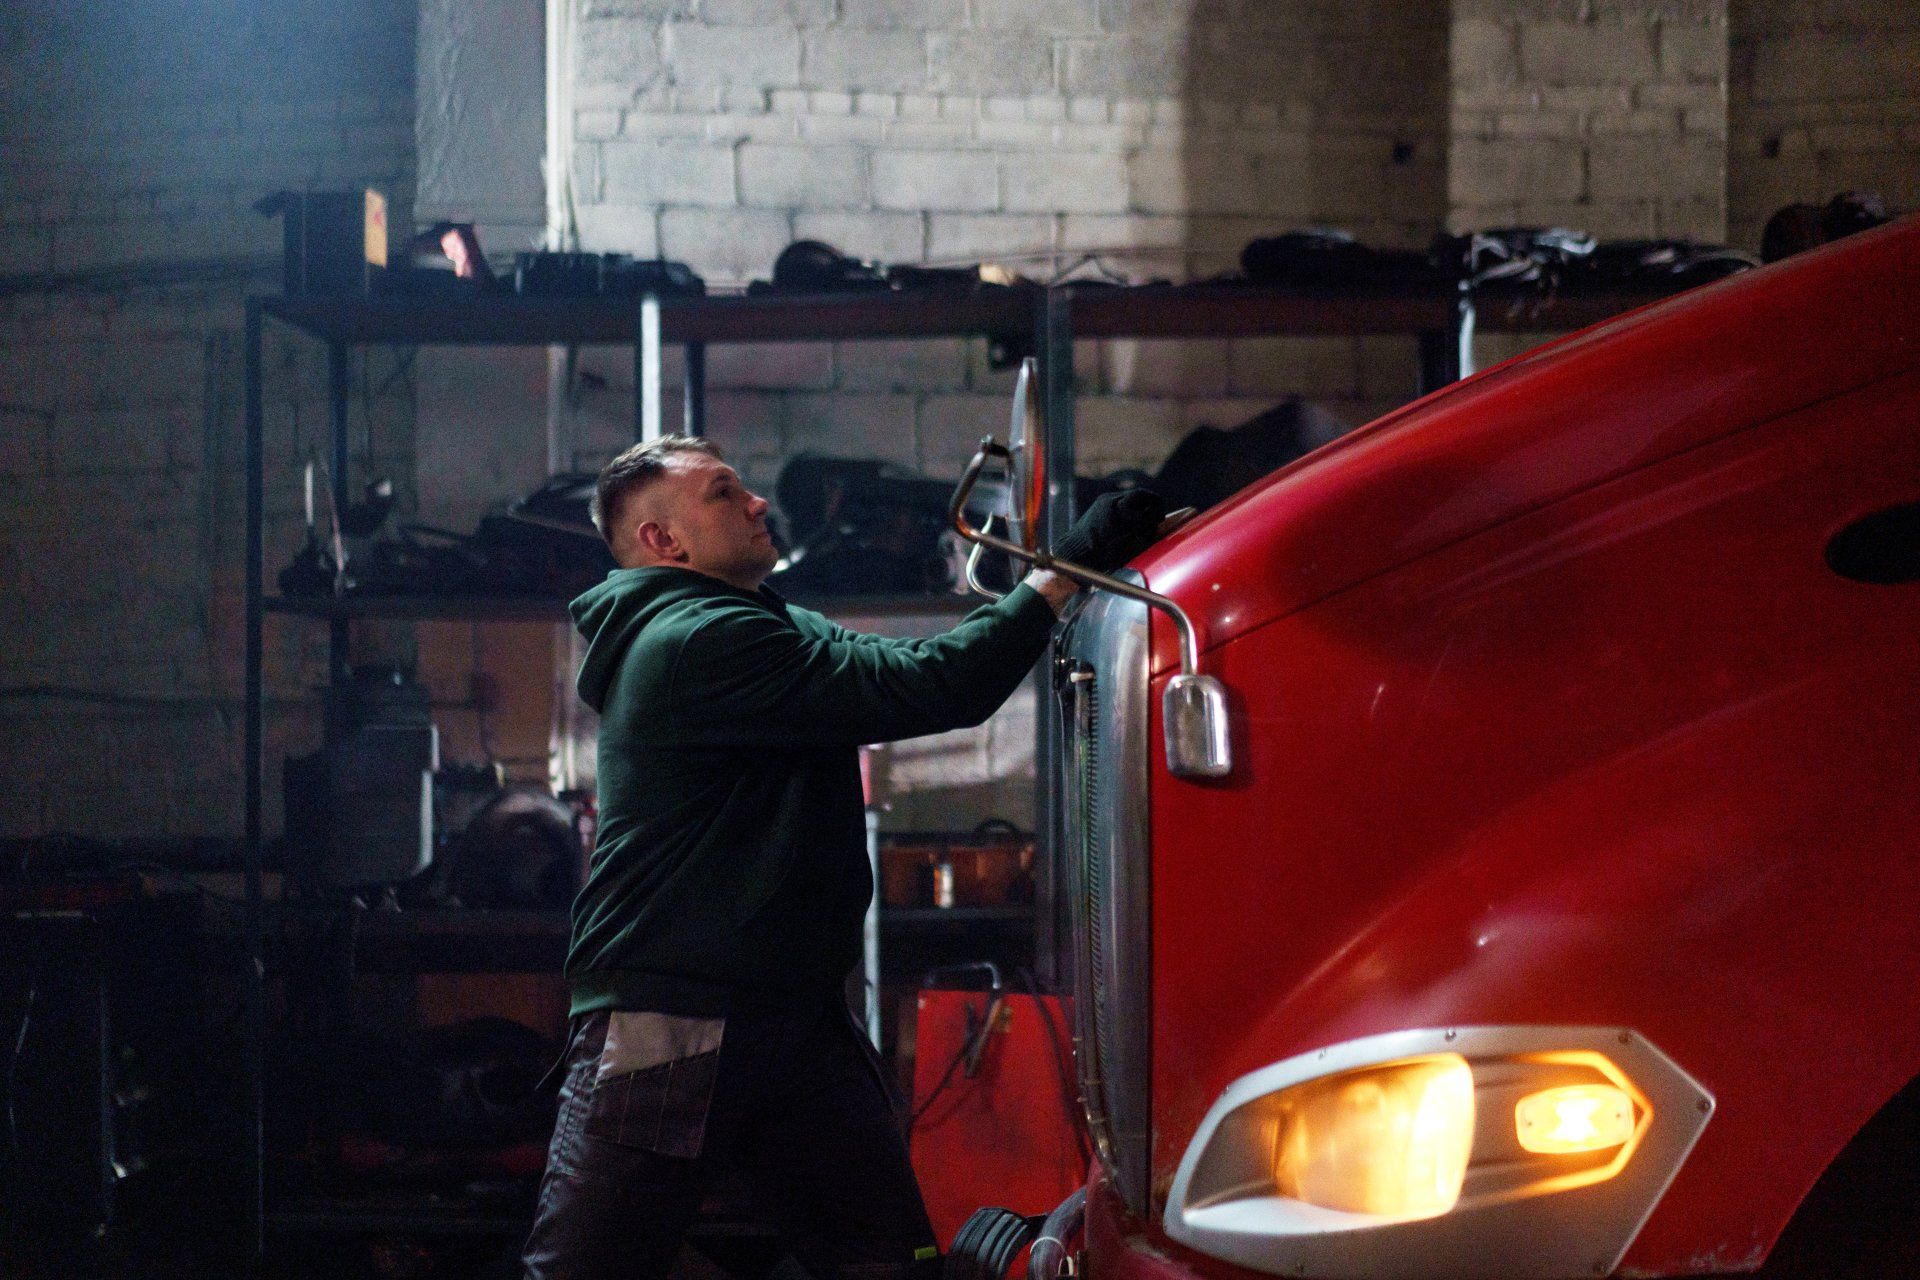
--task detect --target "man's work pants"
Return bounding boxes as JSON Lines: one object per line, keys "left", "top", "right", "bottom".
{"left": 521, "top": 995, "right": 938, "bottom": 1280}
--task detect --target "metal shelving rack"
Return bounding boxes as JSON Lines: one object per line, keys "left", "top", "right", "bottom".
{"left": 238, "top": 274, "right": 1676, "bottom": 1266}
{"left": 239, "top": 284, "right": 1042, "bottom": 1267}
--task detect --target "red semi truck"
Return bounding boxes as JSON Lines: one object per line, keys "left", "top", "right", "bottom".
{"left": 949, "top": 216, "right": 1920, "bottom": 1278}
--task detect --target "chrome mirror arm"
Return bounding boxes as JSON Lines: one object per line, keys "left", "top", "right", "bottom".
{"left": 951, "top": 438, "right": 1231, "bottom": 779}
{"left": 964, "top": 516, "right": 1006, "bottom": 601}
{"left": 950, "top": 437, "right": 1203, "bottom": 672}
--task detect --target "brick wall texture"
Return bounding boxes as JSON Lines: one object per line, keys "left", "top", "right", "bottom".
{"left": 1728, "top": 0, "right": 1920, "bottom": 250}
{"left": 4, "top": 0, "right": 1918, "bottom": 840}
{"left": 562, "top": 0, "right": 1453, "bottom": 493}
{"left": 0, "top": 2, "right": 417, "bottom": 837}
{"left": 1450, "top": 0, "right": 1730, "bottom": 241}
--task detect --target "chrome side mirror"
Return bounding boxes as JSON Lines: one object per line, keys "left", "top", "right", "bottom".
{"left": 948, "top": 406, "right": 1234, "bottom": 780}
{"left": 1164, "top": 674, "right": 1231, "bottom": 779}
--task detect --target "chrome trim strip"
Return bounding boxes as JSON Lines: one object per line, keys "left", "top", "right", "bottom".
{"left": 1060, "top": 586, "right": 1153, "bottom": 1215}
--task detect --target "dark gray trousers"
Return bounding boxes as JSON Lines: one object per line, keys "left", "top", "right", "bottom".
{"left": 522, "top": 996, "right": 937, "bottom": 1280}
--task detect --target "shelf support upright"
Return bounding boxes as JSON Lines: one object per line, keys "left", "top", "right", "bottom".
{"left": 242, "top": 300, "right": 266, "bottom": 1272}
{"left": 1417, "top": 282, "right": 1475, "bottom": 394}
{"left": 327, "top": 344, "right": 351, "bottom": 680}
{"left": 684, "top": 342, "right": 707, "bottom": 437}
{"left": 1035, "top": 286, "right": 1077, "bottom": 989}
{"left": 638, "top": 293, "right": 662, "bottom": 442}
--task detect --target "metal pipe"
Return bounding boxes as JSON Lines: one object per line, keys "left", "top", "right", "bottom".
{"left": 1028, "top": 1187, "right": 1088, "bottom": 1280}
{"left": 964, "top": 516, "right": 1006, "bottom": 600}
{"left": 639, "top": 293, "right": 662, "bottom": 442}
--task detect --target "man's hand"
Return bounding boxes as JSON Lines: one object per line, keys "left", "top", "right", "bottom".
{"left": 1025, "top": 570, "right": 1079, "bottom": 614}
{"left": 1052, "top": 489, "right": 1169, "bottom": 574}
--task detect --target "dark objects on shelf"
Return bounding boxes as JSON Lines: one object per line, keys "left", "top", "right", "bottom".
{"left": 283, "top": 666, "right": 438, "bottom": 895}
{"left": 768, "top": 455, "right": 994, "bottom": 598}
{"left": 432, "top": 788, "right": 584, "bottom": 913}
{"left": 748, "top": 239, "right": 1027, "bottom": 299}
{"left": 0, "top": 893, "right": 245, "bottom": 1278}
{"left": 255, "top": 188, "right": 388, "bottom": 299}
{"left": 512, "top": 251, "right": 705, "bottom": 299}
{"left": 334, "top": 1017, "right": 558, "bottom": 1155}
{"left": 1761, "top": 190, "right": 1896, "bottom": 263}
{"left": 1241, "top": 224, "right": 1760, "bottom": 297}
{"left": 1158, "top": 398, "right": 1345, "bottom": 508}
{"left": 278, "top": 475, "right": 618, "bottom": 602}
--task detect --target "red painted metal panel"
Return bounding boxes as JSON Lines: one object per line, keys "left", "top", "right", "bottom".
{"left": 1138, "top": 369, "right": 1920, "bottom": 1273}
{"left": 910, "top": 991, "right": 1088, "bottom": 1249}
{"left": 1083, "top": 219, "right": 1920, "bottom": 1276}
{"left": 1132, "top": 216, "right": 1920, "bottom": 677}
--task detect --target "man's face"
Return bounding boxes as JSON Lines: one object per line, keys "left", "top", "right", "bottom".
{"left": 637, "top": 453, "right": 778, "bottom": 589}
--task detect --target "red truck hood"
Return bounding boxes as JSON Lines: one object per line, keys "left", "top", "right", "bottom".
{"left": 1134, "top": 215, "right": 1920, "bottom": 675}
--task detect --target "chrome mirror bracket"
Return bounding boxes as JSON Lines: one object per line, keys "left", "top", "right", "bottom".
{"left": 951, "top": 437, "right": 1234, "bottom": 779}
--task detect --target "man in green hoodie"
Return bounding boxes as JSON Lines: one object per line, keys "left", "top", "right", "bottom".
{"left": 523, "top": 436, "right": 1164, "bottom": 1280}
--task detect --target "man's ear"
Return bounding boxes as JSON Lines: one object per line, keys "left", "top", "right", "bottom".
{"left": 635, "top": 519, "right": 682, "bottom": 561}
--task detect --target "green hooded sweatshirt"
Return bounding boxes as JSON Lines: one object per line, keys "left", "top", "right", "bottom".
{"left": 565, "top": 565, "right": 1059, "bottom": 1017}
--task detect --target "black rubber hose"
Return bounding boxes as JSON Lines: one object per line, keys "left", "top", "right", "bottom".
{"left": 985, "top": 1213, "right": 1042, "bottom": 1280}
{"left": 1027, "top": 1188, "right": 1087, "bottom": 1280}
{"left": 945, "top": 1207, "right": 1040, "bottom": 1280}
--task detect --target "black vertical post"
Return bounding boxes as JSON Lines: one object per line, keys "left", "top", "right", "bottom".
{"left": 684, "top": 342, "right": 707, "bottom": 437}
{"left": 327, "top": 344, "right": 351, "bottom": 680}
{"left": 243, "top": 301, "right": 266, "bottom": 1271}
{"left": 1040, "top": 290, "right": 1077, "bottom": 544}
{"left": 91, "top": 926, "right": 113, "bottom": 1247}
{"left": 1034, "top": 287, "right": 1076, "bottom": 989}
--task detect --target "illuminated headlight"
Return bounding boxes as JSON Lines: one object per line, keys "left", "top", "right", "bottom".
{"left": 1164, "top": 1028, "right": 1712, "bottom": 1280}
{"left": 1515, "top": 1082, "right": 1635, "bottom": 1156}
{"left": 1270, "top": 1054, "right": 1474, "bottom": 1217}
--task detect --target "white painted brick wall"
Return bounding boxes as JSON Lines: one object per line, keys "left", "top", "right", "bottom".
{"left": 807, "top": 30, "right": 929, "bottom": 93}
{"left": 740, "top": 143, "right": 870, "bottom": 208}
{"left": 1728, "top": 0, "right": 1920, "bottom": 251}
{"left": 1450, "top": 0, "right": 1730, "bottom": 241}
{"left": 872, "top": 150, "right": 1000, "bottom": 212}
{"left": 0, "top": 2, "right": 417, "bottom": 837}
{"left": 572, "top": 0, "right": 1453, "bottom": 295}
{"left": 602, "top": 138, "right": 738, "bottom": 205}
{"left": 1004, "top": 152, "right": 1129, "bottom": 213}
{"left": 665, "top": 21, "right": 801, "bottom": 88}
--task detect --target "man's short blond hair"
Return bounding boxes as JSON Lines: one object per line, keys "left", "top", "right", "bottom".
{"left": 590, "top": 435, "right": 721, "bottom": 547}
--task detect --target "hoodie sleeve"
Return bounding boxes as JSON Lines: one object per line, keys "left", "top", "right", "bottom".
{"left": 665, "top": 583, "right": 1059, "bottom": 745}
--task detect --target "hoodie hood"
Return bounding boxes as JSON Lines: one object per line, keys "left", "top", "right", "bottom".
{"left": 569, "top": 566, "right": 767, "bottom": 713}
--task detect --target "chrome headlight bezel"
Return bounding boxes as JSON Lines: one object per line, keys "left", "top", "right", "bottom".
{"left": 1163, "top": 1026, "right": 1714, "bottom": 1280}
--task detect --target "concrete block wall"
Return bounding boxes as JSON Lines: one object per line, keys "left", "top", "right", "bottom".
{"left": 1728, "top": 0, "right": 1920, "bottom": 251}
{"left": 0, "top": 2, "right": 417, "bottom": 837}
{"left": 563, "top": 0, "right": 1453, "bottom": 496}
{"left": 1449, "top": 0, "right": 1730, "bottom": 241}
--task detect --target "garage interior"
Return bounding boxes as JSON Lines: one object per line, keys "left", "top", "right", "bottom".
{"left": 1, "top": 2, "right": 1916, "bottom": 1278}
